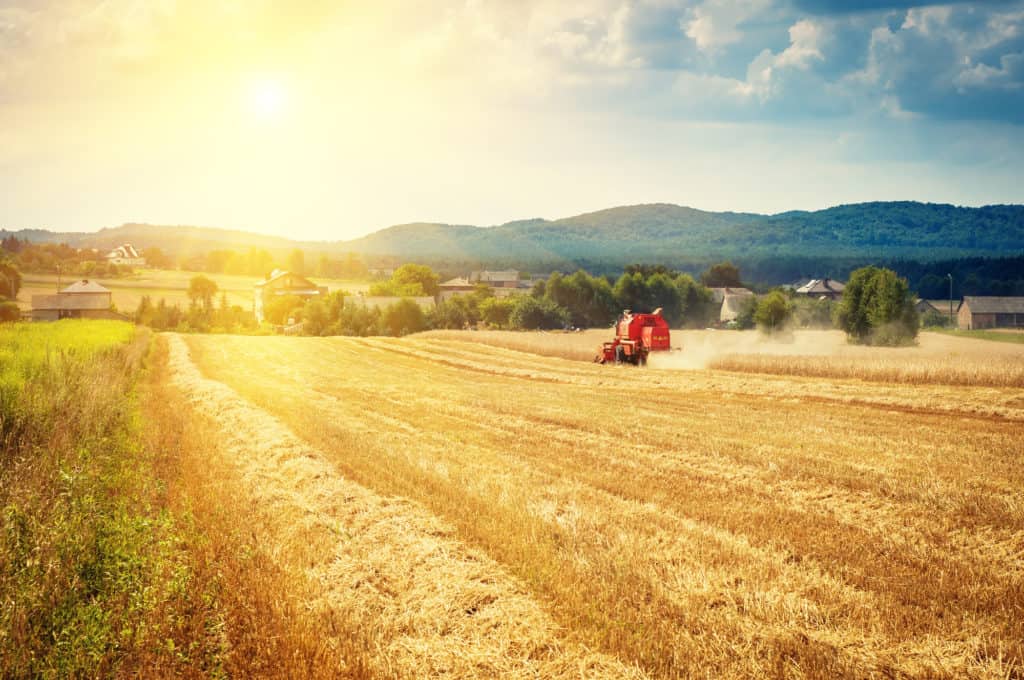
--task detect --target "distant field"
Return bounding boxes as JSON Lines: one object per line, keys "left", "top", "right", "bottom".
{"left": 420, "top": 328, "right": 1024, "bottom": 387}
{"left": 15, "top": 269, "right": 371, "bottom": 313}
{"left": 170, "top": 332, "right": 1023, "bottom": 678}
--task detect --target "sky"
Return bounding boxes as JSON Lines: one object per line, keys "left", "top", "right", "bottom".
{"left": 1, "top": 0, "right": 1023, "bottom": 240}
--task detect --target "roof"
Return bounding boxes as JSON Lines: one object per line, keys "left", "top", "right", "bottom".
{"left": 61, "top": 279, "right": 111, "bottom": 294}
{"left": 471, "top": 270, "right": 519, "bottom": 283}
{"left": 439, "top": 277, "right": 474, "bottom": 288}
{"left": 32, "top": 293, "right": 111, "bottom": 311}
{"left": 709, "top": 287, "right": 753, "bottom": 303}
{"left": 720, "top": 294, "right": 752, "bottom": 322}
{"left": 925, "top": 300, "right": 957, "bottom": 313}
{"left": 795, "top": 278, "right": 845, "bottom": 295}
{"left": 105, "top": 243, "right": 140, "bottom": 259}
{"left": 254, "top": 270, "right": 319, "bottom": 289}
{"left": 961, "top": 296, "right": 1024, "bottom": 314}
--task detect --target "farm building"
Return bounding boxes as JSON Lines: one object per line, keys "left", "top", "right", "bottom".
{"left": 439, "top": 277, "right": 476, "bottom": 301}
{"left": 31, "top": 279, "right": 125, "bottom": 321}
{"left": 104, "top": 243, "right": 146, "bottom": 267}
{"left": 957, "top": 296, "right": 1024, "bottom": 330}
{"left": 441, "top": 272, "right": 531, "bottom": 300}
{"left": 254, "top": 269, "right": 328, "bottom": 324}
{"left": 709, "top": 287, "right": 755, "bottom": 323}
{"left": 795, "top": 278, "right": 845, "bottom": 300}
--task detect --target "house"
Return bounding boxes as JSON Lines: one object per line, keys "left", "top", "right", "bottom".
{"left": 469, "top": 270, "right": 520, "bottom": 288}
{"left": 957, "top": 296, "right": 1024, "bottom": 330}
{"left": 708, "top": 287, "right": 755, "bottom": 323}
{"left": 438, "top": 277, "right": 476, "bottom": 302}
{"left": 914, "top": 299, "right": 940, "bottom": 314}
{"left": 440, "top": 272, "right": 531, "bottom": 301}
{"left": 104, "top": 244, "right": 146, "bottom": 267}
{"left": 31, "top": 279, "right": 124, "bottom": 321}
{"left": 925, "top": 299, "right": 958, "bottom": 320}
{"left": 795, "top": 278, "right": 845, "bottom": 300}
{"left": 254, "top": 269, "right": 328, "bottom": 324}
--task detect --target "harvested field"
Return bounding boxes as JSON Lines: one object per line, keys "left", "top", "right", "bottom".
{"left": 178, "top": 333, "right": 1024, "bottom": 679}
{"left": 421, "top": 328, "right": 1024, "bottom": 387}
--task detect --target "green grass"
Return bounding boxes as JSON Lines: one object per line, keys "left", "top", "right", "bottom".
{"left": 0, "top": 321, "right": 225, "bottom": 677}
{"left": 932, "top": 328, "right": 1024, "bottom": 344}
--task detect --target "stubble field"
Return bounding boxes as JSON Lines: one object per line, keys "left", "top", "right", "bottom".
{"left": 167, "top": 330, "right": 1024, "bottom": 678}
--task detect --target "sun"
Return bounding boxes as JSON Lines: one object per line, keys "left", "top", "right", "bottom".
{"left": 246, "top": 78, "right": 287, "bottom": 121}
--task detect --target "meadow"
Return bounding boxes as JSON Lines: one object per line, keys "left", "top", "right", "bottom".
{"left": 171, "top": 331, "right": 1024, "bottom": 678}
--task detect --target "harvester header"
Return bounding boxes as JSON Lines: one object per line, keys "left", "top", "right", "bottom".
{"left": 596, "top": 308, "right": 672, "bottom": 365}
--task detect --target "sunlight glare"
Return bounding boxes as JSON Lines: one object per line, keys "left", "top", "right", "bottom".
{"left": 247, "top": 78, "right": 287, "bottom": 121}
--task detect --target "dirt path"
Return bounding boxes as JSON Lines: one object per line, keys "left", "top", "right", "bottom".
{"left": 165, "top": 334, "right": 648, "bottom": 680}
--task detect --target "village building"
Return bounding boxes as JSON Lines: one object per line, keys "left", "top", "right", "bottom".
{"left": 254, "top": 269, "right": 327, "bottom": 324}
{"left": 924, "top": 299, "right": 958, "bottom": 321}
{"left": 104, "top": 243, "right": 146, "bottom": 267}
{"left": 709, "top": 287, "right": 755, "bottom": 323}
{"left": 438, "top": 277, "right": 476, "bottom": 302}
{"left": 957, "top": 296, "right": 1024, "bottom": 330}
{"left": 440, "top": 270, "right": 531, "bottom": 301}
{"left": 794, "top": 278, "right": 845, "bottom": 300}
{"left": 31, "top": 280, "right": 125, "bottom": 321}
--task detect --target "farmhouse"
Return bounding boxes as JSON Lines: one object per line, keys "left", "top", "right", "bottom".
{"left": 254, "top": 269, "right": 327, "bottom": 324}
{"left": 104, "top": 243, "right": 146, "bottom": 267}
{"left": 31, "top": 280, "right": 124, "bottom": 321}
{"left": 795, "top": 278, "right": 845, "bottom": 300}
{"left": 957, "top": 296, "right": 1024, "bottom": 330}
{"left": 438, "top": 277, "right": 476, "bottom": 301}
{"left": 709, "top": 287, "right": 755, "bottom": 323}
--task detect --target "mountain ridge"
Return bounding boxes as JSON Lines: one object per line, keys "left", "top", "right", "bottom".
{"left": 4, "top": 201, "right": 1023, "bottom": 266}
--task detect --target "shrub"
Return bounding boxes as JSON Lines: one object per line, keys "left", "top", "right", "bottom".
{"left": 754, "top": 290, "right": 793, "bottom": 333}
{"left": 509, "top": 296, "right": 570, "bottom": 330}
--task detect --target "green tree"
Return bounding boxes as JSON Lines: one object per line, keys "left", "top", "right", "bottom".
{"left": 0, "top": 300, "right": 20, "bottom": 322}
{"left": 835, "top": 266, "right": 919, "bottom": 345}
{"left": 287, "top": 249, "right": 306, "bottom": 275}
{"left": 187, "top": 275, "right": 218, "bottom": 312}
{"left": 392, "top": 263, "right": 440, "bottom": 297}
{"left": 701, "top": 261, "right": 742, "bottom": 288}
{"left": 479, "top": 296, "right": 516, "bottom": 328}
{"left": 754, "top": 290, "right": 793, "bottom": 333}
{"left": 264, "top": 295, "right": 304, "bottom": 325}
{"left": 302, "top": 298, "right": 329, "bottom": 336}
{"left": 509, "top": 296, "right": 570, "bottom": 330}
{"left": 382, "top": 298, "right": 427, "bottom": 336}
{"left": 0, "top": 259, "right": 22, "bottom": 299}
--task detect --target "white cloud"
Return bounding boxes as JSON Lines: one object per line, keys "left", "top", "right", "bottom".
{"left": 684, "top": 0, "right": 771, "bottom": 53}
{"left": 775, "top": 19, "right": 824, "bottom": 69}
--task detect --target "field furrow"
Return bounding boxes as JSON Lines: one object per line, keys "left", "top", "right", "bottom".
{"left": 166, "top": 335, "right": 649, "bottom": 680}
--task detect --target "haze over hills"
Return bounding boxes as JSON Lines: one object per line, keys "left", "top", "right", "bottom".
{"left": 4, "top": 201, "right": 1023, "bottom": 268}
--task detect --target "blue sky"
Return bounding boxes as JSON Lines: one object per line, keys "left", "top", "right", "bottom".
{"left": 0, "top": 1, "right": 1022, "bottom": 239}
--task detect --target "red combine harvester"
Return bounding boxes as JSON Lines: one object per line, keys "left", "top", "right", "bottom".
{"left": 596, "top": 308, "right": 672, "bottom": 365}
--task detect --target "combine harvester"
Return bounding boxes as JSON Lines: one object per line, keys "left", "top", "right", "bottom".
{"left": 595, "top": 308, "right": 673, "bottom": 366}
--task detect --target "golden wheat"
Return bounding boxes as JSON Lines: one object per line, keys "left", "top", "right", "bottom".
{"left": 176, "top": 333, "right": 1024, "bottom": 679}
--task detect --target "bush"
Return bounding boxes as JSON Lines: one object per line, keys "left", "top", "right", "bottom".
{"left": 754, "top": 290, "right": 793, "bottom": 333}
{"left": 835, "top": 266, "right": 919, "bottom": 345}
{"left": 381, "top": 299, "right": 426, "bottom": 336}
{"left": 509, "top": 296, "right": 570, "bottom": 330}
{"left": 0, "top": 300, "right": 20, "bottom": 322}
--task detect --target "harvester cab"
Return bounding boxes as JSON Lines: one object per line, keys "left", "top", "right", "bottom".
{"left": 596, "top": 308, "right": 672, "bottom": 366}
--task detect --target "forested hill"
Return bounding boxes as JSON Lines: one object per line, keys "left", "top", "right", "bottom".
{"left": 346, "top": 202, "right": 1024, "bottom": 263}
{"left": 4, "top": 201, "right": 1023, "bottom": 265}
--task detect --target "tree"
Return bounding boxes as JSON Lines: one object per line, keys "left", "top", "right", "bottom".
{"left": 0, "top": 300, "right": 20, "bottom": 322}
{"left": 392, "top": 263, "right": 440, "bottom": 297}
{"left": 264, "top": 295, "right": 305, "bottom": 325}
{"left": 302, "top": 298, "right": 330, "bottom": 336}
{"left": 187, "top": 275, "right": 218, "bottom": 311}
{"left": 835, "top": 266, "right": 919, "bottom": 345}
{"left": 143, "top": 247, "right": 171, "bottom": 269}
{"left": 754, "top": 290, "right": 793, "bottom": 333}
{"left": 701, "top": 261, "right": 742, "bottom": 288}
{"left": 382, "top": 298, "right": 427, "bottom": 336}
{"left": 509, "top": 296, "right": 570, "bottom": 330}
{"left": 287, "top": 249, "right": 306, "bottom": 275}
{"left": 0, "top": 259, "right": 22, "bottom": 299}
{"left": 479, "top": 296, "right": 516, "bottom": 328}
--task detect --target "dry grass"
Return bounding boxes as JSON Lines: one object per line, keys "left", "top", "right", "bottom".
{"left": 181, "top": 333, "right": 1024, "bottom": 679}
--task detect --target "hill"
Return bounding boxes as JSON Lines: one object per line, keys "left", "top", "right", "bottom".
{"left": 5, "top": 201, "right": 1023, "bottom": 266}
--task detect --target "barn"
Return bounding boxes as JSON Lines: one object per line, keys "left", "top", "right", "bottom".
{"left": 31, "top": 280, "right": 125, "bottom": 321}
{"left": 957, "top": 296, "right": 1024, "bottom": 330}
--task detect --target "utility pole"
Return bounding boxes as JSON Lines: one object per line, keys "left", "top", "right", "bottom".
{"left": 947, "top": 273, "right": 953, "bottom": 328}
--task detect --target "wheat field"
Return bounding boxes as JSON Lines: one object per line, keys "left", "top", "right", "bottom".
{"left": 165, "top": 331, "right": 1024, "bottom": 679}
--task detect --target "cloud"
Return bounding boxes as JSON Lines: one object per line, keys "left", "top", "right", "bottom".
{"left": 684, "top": 0, "right": 773, "bottom": 52}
